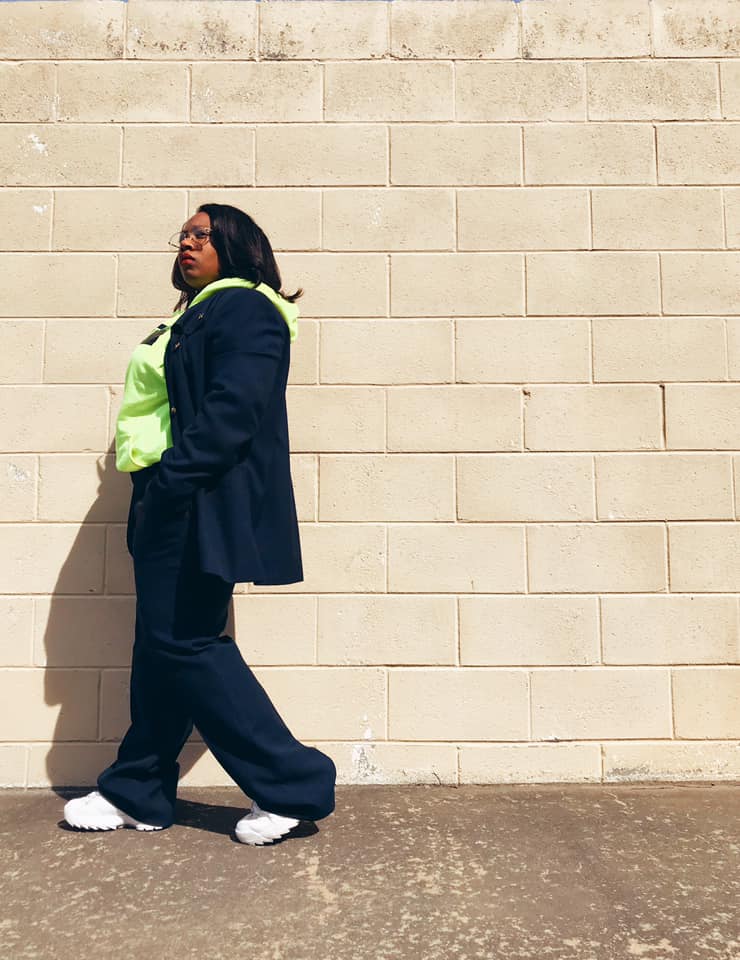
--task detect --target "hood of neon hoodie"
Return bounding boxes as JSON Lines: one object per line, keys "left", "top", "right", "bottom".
{"left": 173, "top": 276, "right": 299, "bottom": 343}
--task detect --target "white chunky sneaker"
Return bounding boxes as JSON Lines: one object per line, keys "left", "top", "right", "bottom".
{"left": 235, "top": 800, "right": 301, "bottom": 845}
{"left": 63, "top": 790, "right": 164, "bottom": 832}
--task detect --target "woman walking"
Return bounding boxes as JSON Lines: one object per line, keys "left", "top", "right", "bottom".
{"left": 63, "top": 203, "right": 336, "bottom": 845}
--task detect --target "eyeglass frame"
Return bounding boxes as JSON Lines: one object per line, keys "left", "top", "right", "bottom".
{"left": 168, "top": 227, "right": 213, "bottom": 250}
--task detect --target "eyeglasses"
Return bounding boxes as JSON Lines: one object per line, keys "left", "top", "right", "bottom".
{"left": 168, "top": 227, "right": 213, "bottom": 249}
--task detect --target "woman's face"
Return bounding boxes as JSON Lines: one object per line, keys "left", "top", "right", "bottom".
{"left": 177, "top": 211, "right": 221, "bottom": 290}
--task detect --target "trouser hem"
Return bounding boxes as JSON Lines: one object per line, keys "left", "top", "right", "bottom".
{"left": 96, "top": 780, "right": 175, "bottom": 830}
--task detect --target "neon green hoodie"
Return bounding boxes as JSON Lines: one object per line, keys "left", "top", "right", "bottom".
{"left": 115, "top": 277, "right": 299, "bottom": 473}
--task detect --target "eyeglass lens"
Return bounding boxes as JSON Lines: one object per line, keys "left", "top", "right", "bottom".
{"left": 169, "top": 228, "right": 211, "bottom": 248}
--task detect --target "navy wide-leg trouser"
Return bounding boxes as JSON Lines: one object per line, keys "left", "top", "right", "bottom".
{"left": 96, "top": 463, "right": 336, "bottom": 829}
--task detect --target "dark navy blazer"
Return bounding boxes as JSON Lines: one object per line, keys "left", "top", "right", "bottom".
{"left": 131, "top": 287, "right": 303, "bottom": 586}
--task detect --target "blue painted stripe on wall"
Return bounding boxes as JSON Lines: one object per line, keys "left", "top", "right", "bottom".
{"left": 0, "top": 0, "right": 533, "bottom": 4}
{"left": 0, "top": 0, "right": 536, "bottom": 4}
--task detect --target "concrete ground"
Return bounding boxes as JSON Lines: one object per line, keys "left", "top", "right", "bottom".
{"left": 0, "top": 783, "right": 737, "bottom": 960}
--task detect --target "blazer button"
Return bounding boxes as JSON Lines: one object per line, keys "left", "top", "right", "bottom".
{"left": 170, "top": 406, "right": 177, "bottom": 415}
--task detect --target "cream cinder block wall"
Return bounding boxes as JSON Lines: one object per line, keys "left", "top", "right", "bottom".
{"left": 0, "top": 0, "right": 739, "bottom": 791}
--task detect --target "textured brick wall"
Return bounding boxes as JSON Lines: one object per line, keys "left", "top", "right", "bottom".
{"left": 0, "top": 0, "right": 738, "bottom": 789}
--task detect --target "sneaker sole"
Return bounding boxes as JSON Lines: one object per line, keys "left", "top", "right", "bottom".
{"left": 65, "top": 817, "right": 164, "bottom": 831}
{"left": 64, "top": 806, "right": 164, "bottom": 832}
{"left": 235, "top": 822, "right": 299, "bottom": 845}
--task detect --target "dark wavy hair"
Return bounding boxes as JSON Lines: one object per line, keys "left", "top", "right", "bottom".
{"left": 171, "top": 202, "right": 304, "bottom": 312}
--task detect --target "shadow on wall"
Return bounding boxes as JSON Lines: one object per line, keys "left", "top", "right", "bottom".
{"left": 38, "top": 447, "right": 232, "bottom": 794}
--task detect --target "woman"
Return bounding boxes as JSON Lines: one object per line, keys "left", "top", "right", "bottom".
{"left": 63, "top": 203, "right": 337, "bottom": 845}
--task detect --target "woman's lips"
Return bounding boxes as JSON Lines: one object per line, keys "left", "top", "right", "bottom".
{"left": 180, "top": 255, "right": 196, "bottom": 266}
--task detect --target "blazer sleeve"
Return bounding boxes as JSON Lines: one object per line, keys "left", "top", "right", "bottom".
{"left": 141, "top": 289, "right": 288, "bottom": 511}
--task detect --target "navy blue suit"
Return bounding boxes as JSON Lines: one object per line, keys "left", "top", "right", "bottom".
{"left": 131, "top": 286, "right": 303, "bottom": 585}
{"left": 99, "top": 286, "right": 336, "bottom": 830}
